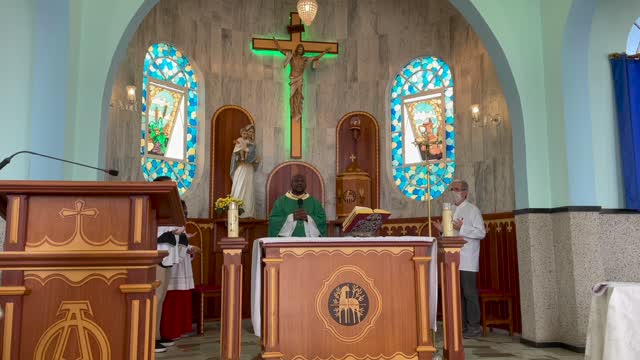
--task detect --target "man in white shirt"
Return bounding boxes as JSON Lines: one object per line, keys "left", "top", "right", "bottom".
{"left": 435, "top": 179, "right": 486, "bottom": 338}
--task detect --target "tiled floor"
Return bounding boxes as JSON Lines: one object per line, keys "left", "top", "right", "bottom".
{"left": 157, "top": 321, "right": 584, "bottom": 360}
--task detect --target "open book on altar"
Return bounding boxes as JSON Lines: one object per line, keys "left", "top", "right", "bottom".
{"left": 342, "top": 206, "right": 391, "bottom": 235}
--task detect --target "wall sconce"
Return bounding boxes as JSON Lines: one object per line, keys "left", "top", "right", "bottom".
{"left": 110, "top": 84, "right": 138, "bottom": 112}
{"left": 470, "top": 104, "right": 480, "bottom": 126}
{"left": 470, "top": 103, "right": 502, "bottom": 128}
{"left": 126, "top": 85, "right": 136, "bottom": 104}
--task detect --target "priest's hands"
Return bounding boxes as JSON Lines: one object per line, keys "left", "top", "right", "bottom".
{"left": 187, "top": 245, "right": 201, "bottom": 255}
{"left": 293, "top": 208, "right": 308, "bottom": 222}
{"left": 173, "top": 227, "right": 197, "bottom": 239}
{"left": 172, "top": 227, "right": 186, "bottom": 235}
{"left": 432, "top": 220, "right": 443, "bottom": 233}
{"left": 453, "top": 218, "right": 464, "bottom": 231}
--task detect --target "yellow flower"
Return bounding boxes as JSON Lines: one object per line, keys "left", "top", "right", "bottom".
{"left": 214, "top": 195, "right": 244, "bottom": 213}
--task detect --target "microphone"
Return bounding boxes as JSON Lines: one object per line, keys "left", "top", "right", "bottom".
{"left": 0, "top": 151, "right": 119, "bottom": 176}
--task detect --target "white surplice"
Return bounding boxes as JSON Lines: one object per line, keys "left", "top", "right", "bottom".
{"left": 276, "top": 214, "right": 321, "bottom": 237}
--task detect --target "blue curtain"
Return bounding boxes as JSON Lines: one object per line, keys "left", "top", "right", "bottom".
{"left": 610, "top": 55, "right": 640, "bottom": 210}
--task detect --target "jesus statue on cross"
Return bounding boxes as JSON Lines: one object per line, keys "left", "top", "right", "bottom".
{"left": 273, "top": 38, "right": 330, "bottom": 126}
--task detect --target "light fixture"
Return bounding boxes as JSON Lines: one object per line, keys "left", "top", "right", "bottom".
{"left": 297, "top": 0, "right": 318, "bottom": 26}
{"left": 470, "top": 104, "right": 480, "bottom": 126}
{"left": 110, "top": 84, "right": 138, "bottom": 112}
{"left": 470, "top": 103, "right": 502, "bottom": 128}
{"left": 126, "top": 85, "right": 136, "bottom": 104}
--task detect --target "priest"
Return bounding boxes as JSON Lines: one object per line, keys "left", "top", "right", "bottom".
{"left": 268, "top": 174, "right": 327, "bottom": 237}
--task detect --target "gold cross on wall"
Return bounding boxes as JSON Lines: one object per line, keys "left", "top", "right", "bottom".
{"left": 252, "top": 12, "right": 339, "bottom": 158}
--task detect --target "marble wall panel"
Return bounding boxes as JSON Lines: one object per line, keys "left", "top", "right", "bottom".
{"left": 106, "top": 0, "right": 514, "bottom": 218}
{"left": 551, "top": 212, "right": 578, "bottom": 345}
{"left": 516, "top": 211, "right": 638, "bottom": 347}
{"left": 567, "top": 212, "right": 604, "bottom": 347}
{"left": 599, "top": 213, "right": 640, "bottom": 281}
{"left": 515, "top": 213, "right": 559, "bottom": 343}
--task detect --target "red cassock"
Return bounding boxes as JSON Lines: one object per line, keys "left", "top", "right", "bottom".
{"left": 160, "top": 289, "right": 194, "bottom": 340}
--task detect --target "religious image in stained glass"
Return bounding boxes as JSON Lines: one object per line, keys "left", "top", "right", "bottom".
{"left": 140, "top": 43, "right": 199, "bottom": 195}
{"left": 390, "top": 56, "right": 455, "bottom": 201}
{"left": 146, "top": 82, "right": 185, "bottom": 159}
{"left": 403, "top": 94, "right": 444, "bottom": 163}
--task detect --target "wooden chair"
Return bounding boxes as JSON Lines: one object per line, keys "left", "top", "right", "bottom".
{"left": 193, "top": 284, "right": 222, "bottom": 335}
{"left": 479, "top": 289, "right": 514, "bottom": 336}
{"left": 266, "top": 161, "right": 325, "bottom": 218}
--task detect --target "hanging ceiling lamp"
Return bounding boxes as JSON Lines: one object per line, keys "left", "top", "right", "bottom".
{"left": 297, "top": 0, "right": 318, "bottom": 26}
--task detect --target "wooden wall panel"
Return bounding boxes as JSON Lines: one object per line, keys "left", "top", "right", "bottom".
{"left": 210, "top": 106, "right": 254, "bottom": 218}
{"left": 478, "top": 216, "right": 521, "bottom": 334}
{"left": 336, "top": 112, "right": 380, "bottom": 210}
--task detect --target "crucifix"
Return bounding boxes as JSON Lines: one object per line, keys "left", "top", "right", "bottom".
{"left": 253, "top": 12, "right": 339, "bottom": 158}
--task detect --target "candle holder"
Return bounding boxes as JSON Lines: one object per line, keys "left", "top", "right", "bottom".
{"left": 227, "top": 201, "right": 239, "bottom": 237}
{"left": 442, "top": 202, "right": 454, "bottom": 236}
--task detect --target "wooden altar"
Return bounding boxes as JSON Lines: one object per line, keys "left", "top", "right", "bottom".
{"left": 0, "top": 181, "right": 184, "bottom": 360}
{"left": 251, "top": 237, "right": 465, "bottom": 360}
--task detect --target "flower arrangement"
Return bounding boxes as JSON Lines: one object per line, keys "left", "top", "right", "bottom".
{"left": 214, "top": 195, "right": 245, "bottom": 215}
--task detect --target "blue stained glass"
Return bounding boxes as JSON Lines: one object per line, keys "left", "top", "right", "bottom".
{"left": 174, "top": 75, "right": 187, "bottom": 87}
{"left": 403, "top": 83, "right": 419, "bottom": 96}
{"left": 141, "top": 43, "right": 199, "bottom": 195}
{"left": 394, "top": 74, "right": 405, "bottom": 88}
{"left": 390, "top": 56, "right": 455, "bottom": 201}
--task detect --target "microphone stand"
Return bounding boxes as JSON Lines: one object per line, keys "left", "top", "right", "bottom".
{"left": 0, "top": 151, "right": 119, "bottom": 176}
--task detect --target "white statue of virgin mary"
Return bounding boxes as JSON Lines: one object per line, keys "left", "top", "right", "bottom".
{"left": 229, "top": 124, "right": 258, "bottom": 218}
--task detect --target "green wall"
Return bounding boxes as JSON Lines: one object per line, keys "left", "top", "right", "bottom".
{"left": 541, "top": 0, "right": 572, "bottom": 207}
{"left": 0, "top": 0, "right": 34, "bottom": 180}
{"left": 66, "top": 0, "right": 145, "bottom": 180}
{"left": 467, "top": 0, "right": 554, "bottom": 208}
{"left": 589, "top": 0, "right": 640, "bottom": 208}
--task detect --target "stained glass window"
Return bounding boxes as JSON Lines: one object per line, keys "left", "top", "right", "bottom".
{"left": 390, "top": 56, "right": 455, "bottom": 201}
{"left": 140, "top": 43, "right": 199, "bottom": 194}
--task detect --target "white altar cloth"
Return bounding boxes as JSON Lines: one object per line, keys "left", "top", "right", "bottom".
{"left": 250, "top": 236, "right": 438, "bottom": 337}
{"left": 586, "top": 282, "right": 640, "bottom": 360}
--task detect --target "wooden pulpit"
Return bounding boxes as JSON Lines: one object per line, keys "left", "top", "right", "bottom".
{"left": 0, "top": 181, "right": 185, "bottom": 360}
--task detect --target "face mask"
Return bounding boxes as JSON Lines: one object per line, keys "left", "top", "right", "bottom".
{"left": 453, "top": 191, "right": 464, "bottom": 203}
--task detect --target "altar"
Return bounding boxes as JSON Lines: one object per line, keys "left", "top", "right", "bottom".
{"left": 586, "top": 282, "right": 640, "bottom": 360}
{"left": 250, "top": 237, "right": 441, "bottom": 360}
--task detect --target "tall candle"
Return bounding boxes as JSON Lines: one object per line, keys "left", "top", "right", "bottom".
{"left": 228, "top": 201, "right": 239, "bottom": 237}
{"left": 442, "top": 203, "right": 454, "bottom": 237}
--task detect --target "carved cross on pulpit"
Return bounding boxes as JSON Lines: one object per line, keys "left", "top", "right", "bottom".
{"left": 252, "top": 12, "right": 339, "bottom": 158}
{"left": 59, "top": 200, "right": 98, "bottom": 243}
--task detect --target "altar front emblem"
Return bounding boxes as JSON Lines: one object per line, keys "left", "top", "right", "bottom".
{"left": 315, "top": 265, "right": 382, "bottom": 343}
{"left": 329, "top": 283, "right": 369, "bottom": 325}
{"left": 35, "top": 301, "right": 111, "bottom": 359}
